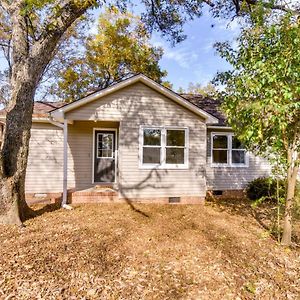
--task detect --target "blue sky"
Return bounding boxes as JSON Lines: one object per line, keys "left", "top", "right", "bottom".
{"left": 150, "top": 11, "right": 240, "bottom": 91}
{"left": 99, "top": 5, "right": 240, "bottom": 91}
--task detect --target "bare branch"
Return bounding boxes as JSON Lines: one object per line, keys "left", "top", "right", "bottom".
{"left": 202, "top": 0, "right": 215, "bottom": 7}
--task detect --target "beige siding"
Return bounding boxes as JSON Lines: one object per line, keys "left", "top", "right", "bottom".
{"left": 67, "top": 121, "right": 119, "bottom": 190}
{"left": 206, "top": 128, "right": 271, "bottom": 190}
{"left": 26, "top": 123, "right": 63, "bottom": 193}
{"left": 66, "top": 82, "right": 207, "bottom": 198}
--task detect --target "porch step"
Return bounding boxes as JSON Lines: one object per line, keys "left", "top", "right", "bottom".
{"left": 68, "top": 187, "right": 119, "bottom": 203}
{"left": 26, "top": 192, "right": 62, "bottom": 205}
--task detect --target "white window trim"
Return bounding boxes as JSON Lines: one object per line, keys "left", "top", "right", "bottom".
{"left": 211, "top": 132, "right": 249, "bottom": 168}
{"left": 139, "top": 126, "right": 189, "bottom": 169}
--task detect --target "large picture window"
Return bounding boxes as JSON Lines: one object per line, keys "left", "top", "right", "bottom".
{"left": 141, "top": 127, "right": 188, "bottom": 168}
{"left": 211, "top": 133, "right": 248, "bottom": 167}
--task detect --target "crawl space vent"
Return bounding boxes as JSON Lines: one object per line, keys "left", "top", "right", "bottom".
{"left": 169, "top": 197, "right": 181, "bottom": 203}
{"left": 212, "top": 190, "right": 223, "bottom": 196}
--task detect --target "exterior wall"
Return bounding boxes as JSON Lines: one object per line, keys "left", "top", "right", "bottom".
{"left": 66, "top": 82, "right": 207, "bottom": 199}
{"left": 206, "top": 128, "right": 271, "bottom": 190}
{"left": 67, "top": 120, "right": 119, "bottom": 190}
{"left": 26, "top": 123, "right": 63, "bottom": 193}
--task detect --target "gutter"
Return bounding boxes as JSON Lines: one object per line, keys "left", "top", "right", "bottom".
{"left": 207, "top": 125, "right": 232, "bottom": 130}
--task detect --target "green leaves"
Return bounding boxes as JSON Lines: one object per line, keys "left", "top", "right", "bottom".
{"left": 215, "top": 14, "right": 300, "bottom": 172}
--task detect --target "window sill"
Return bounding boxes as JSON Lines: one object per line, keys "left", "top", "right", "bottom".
{"left": 139, "top": 164, "right": 189, "bottom": 170}
{"left": 211, "top": 163, "right": 249, "bottom": 168}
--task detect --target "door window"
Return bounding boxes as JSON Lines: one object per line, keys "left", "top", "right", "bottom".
{"left": 97, "top": 133, "right": 114, "bottom": 158}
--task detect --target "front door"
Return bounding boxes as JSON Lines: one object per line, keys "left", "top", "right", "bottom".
{"left": 94, "top": 130, "right": 116, "bottom": 183}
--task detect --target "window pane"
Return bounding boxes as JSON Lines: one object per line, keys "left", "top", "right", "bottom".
{"left": 212, "top": 150, "right": 228, "bottom": 164}
{"left": 232, "top": 137, "right": 244, "bottom": 149}
{"left": 98, "top": 149, "right": 113, "bottom": 158}
{"left": 166, "top": 148, "right": 185, "bottom": 164}
{"left": 98, "top": 134, "right": 113, "bottom": 150}
{"left": 143, "top": 147, "right": 160, "bottom": 164}
{"left": 143, "top": 129, "right": 161, "bottom": 146}
{"left": 213, "top": 135, "right": 228, "bottom": 149}
{"left": 232, "top": 150, "right": 245, "bottom": 164}
{"left": 166, "top": 130, "right": 185, "bottom": 146}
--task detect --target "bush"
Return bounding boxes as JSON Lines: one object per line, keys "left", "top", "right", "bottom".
{"left": 246, "top": 177, "right": 285, "bottom": 202}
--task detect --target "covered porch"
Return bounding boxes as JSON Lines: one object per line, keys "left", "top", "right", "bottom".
{"left": 62, "top": 120, "right": 120, "bottom": 204}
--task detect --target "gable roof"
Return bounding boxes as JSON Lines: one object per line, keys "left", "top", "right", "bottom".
{"left": 50, "top": 74, "right": 219, "bottom": 124}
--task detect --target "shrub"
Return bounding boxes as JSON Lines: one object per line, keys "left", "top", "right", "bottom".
{"left": 246, "top": 177, "right": 285, "bottom": 202}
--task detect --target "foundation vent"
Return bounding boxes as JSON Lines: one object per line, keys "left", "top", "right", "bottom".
{"left": 212, "top": 190, "right": 223, "bottom": 196}
{"left": 169, "top": 197, "right": 181, "bottom": 203}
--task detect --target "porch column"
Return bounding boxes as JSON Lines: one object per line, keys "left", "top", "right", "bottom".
{"left": 62, "top": 119, "right": 68, "bottom": 206}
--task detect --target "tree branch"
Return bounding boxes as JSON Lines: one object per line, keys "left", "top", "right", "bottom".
{"left": 0, "top": 0, "right": 11, "bottom": 12}
{"left": 202, "top": 0, "right": 215, "bottom": 7}
{"left": 31, "top": 0, "right": 98, "bottom": 76}
{"left": 232, "top": 0, "right": 300, "bottom": 15}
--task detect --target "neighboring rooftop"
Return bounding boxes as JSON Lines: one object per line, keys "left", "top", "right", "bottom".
{"left": 0, "top": 101, "right": 66, "bottom": 118}
{"left": 180, "top": 94, "right": 226, "bottom": 126}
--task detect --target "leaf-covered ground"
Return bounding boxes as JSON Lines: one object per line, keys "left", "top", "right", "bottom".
{"left": 0, "top": 201, "right": 299, "bottom": 299}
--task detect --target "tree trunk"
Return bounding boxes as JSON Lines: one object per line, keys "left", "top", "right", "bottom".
{"left": 0, "top": 62, "right": 38, "bottom": 225}
{"left": 281, "top": 153, "right": 299, "bottom": 245}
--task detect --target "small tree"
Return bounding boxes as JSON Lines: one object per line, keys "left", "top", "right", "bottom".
{"left": 177, "top": 82, "right": 216, "bottom": 96}
{"left": 215, "top": 15, "right": 300, "bottom": 245}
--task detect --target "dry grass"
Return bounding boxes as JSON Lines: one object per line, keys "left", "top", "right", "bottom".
{"left": 0, "top": 201, "right": 299, "bottom": 299}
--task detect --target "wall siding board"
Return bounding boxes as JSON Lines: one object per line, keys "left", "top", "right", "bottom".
{"left": 26, "top": 123, "right": 63, "bottom": 193}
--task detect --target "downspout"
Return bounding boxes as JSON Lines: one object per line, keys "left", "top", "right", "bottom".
{"left": 62, "top": 119, "right": 68, "bottom": 207}
{"left": 48, "top": 116, "right": 73, "bottom": 210}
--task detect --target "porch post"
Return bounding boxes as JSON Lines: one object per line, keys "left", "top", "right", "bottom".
{"left": 62, "top": 119, "right": 68, "bottom": 206}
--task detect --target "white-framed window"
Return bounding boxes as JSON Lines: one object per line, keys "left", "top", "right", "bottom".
{"left": 140, "top": 126, "right": 189, "bottom": 169}
{"left": 211, "top": 132, "right": 248, "bottom": 167}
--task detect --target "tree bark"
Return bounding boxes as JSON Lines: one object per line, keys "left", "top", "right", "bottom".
{"left": 0, "top": 2, "right": 37, "bottom": 225}
{"left": 281, "top": 151, "right": 299, "bottom": 246}
{"left": 0, "top": 58, "right": 40, "bottom": 224}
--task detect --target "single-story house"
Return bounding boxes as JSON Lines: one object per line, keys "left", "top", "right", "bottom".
{"left": 0, "top": 74, "right": 271, "bottom": 204}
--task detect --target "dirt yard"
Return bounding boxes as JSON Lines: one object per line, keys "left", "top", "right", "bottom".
{"left": 0, "top": 200, "right": 299, "bottom": 299}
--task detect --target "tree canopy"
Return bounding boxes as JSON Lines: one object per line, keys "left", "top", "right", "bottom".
{"left": 215, "top": 14, "right": 300, "bottom": 244}
{"left": 177, "top": 82, "right": 217, "bottom": 96}
{"left": 49, "top": 7, "right": 167, "bottom": 102}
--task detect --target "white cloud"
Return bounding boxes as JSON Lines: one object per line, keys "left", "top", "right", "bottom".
{"left": 215, "top": 17, "right": 241, "bottom": 35}
{"left": 151, "top": 34, "right": 199, "bottom": 69}
{"left": 164, "top": 48, "right": 199, "bottom": 69}
{"left": 192, "top": 65, "right": 212, "bottom": 85}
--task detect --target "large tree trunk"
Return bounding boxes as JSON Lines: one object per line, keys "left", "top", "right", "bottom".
{"left": 281, "top": 151, "right": 299, "bottom": 245}
{"left": 0, "top": 62, "right": 38, "bottom": 225}
{"left": 0, "top": 2, "right": 38, "bottom": 225}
